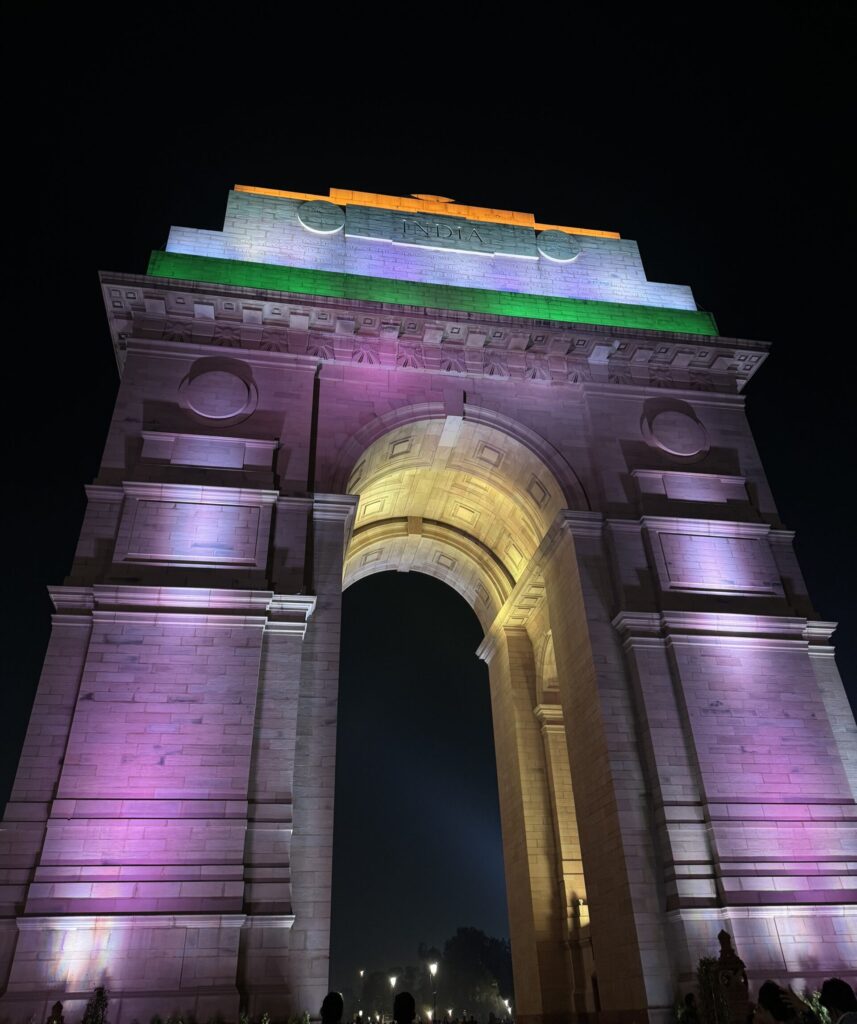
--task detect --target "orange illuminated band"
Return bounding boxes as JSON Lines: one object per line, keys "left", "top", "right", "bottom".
{"left": 233, "top": 184, "right": 621, "bottom": 239}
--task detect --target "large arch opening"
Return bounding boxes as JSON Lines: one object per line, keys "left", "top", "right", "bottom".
{"left": 330, "top": 571, "right": 510, "bottom": 1014}
{"left": 330, "top": 415, "right": 594, "bottom": 1020}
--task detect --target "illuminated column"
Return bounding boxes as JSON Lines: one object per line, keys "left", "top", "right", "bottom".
{"left": 0, "top": 587, "right": 269, "bottom": 1019}
{"left": 480, "top": 627, "right": 574, "bottom": 1024}
{"left": 543, "top": 511, "right": 675, "bottom": 1022}
{"left": 0, "top": 611, "right": 93, "bottom": 989}
{"left": 239, "top": 593, "right": 318, "bottom": 1013}
{"left": 533, "top": 704, "right": 594, "bottom": 1015}
{"left": 278, "top": 494, "right": 356, "bottom": 1015}
{"left": 616, "top": 609, "right": 857, "bottom": 979}
{"left": 602, "top": 504, "right": 857, "bottom": 984}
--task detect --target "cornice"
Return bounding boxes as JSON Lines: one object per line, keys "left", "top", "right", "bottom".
{"left": 242, "top": 914, "right": 296, "bottom": 930}
{"left": 534, "top": 703, "right": 565, "bottom": 727}
{"left": 101, "top": 271, "right": 769, "bottom": 394}
{"left": 612, "top": 610, "right": 826, "bottom": 645}
{"left": 637, "top": 516, "right": 772, "bottom": 538}
{"left": 16, "top": 914, "right": 248, "bottom": 930}
{"left": 312, "top": 492, "right": 359, "bottom": 523}
{"left": 121, "top": 480, "right": 279, "bottom": 505}
{"left": 48, "top": 585, "right": 317, "bottom": 637}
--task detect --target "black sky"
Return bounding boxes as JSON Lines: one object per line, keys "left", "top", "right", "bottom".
{"left": 3, "top": 3, "right": 855, "bottom": 992}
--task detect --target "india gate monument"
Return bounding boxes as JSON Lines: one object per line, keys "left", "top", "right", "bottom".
{"left": 1, "top": 185, "right": 855, "bottom": 1022}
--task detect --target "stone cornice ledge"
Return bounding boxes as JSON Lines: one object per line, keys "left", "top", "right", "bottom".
{"left": 612, "top": 610, "right": 836, "bottom": 644}
{"left": 313, "top": 493, "right": 359, "bottom": 548}
{"left": 122, "top": 480, "right": 279, "bottom": 505}
{"left": 312, "top": 493, "right": 359, "bottom": 520}
{"left": 242, "top": 914, "right": 296, "bottom": 930}
{"left": 17, "top": 913, "right": 248, "bottom": 930}
{"left": 538, "top": 509, "right": 605, "bottom": 563}
{"left": 534, "top": 703, "right": 565, "bottom": 727}
{"left": 49, "top": 585, "right": 317, "bottom": 636}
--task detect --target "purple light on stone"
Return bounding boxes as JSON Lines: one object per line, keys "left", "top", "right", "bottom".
{"left": 57, "top": 920, "right": 126, "bottom": 992}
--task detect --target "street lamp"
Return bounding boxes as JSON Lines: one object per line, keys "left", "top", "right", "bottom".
{"left": 428, "top": 962, "right": 438, "bottom": 1024}
{"left": 389, "top": 975, "right": 397, "bottom": 992}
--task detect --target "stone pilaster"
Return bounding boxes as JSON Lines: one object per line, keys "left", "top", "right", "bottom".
{"left": 0, "top": 586, "right": 314, "bottom": 1023}
{"left": 533, "top": 704, "right": 594, "bottom": 1016}
{"left": 478, "top": 627, "right": 574, "bottom": 1024}
{"left": 542, "top": 511, "right": 675, "bottom": 1024}
{"left": 614, "top": 610, "right": 857, "bottom": 987}
{"left": 281, "top": 494, "right": 357, "bottom": 1016}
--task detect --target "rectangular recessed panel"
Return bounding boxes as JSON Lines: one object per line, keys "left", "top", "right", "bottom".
{"left": 475, "top": 442, "right": 503, "bottom": 467}
{"left": 389, "top": 437, "right": 414, "bottom": 458}
{"left": 527, "top": 475, "right": 550, "bottom": 509}
{"left": 658, "top": 533, "right": 780, "bottom": 594}
{"left": 506, "top": 542, "right": 524, "bottom": 569}
{"left": 452, "top": 503, "right": 479, "bottom": 526}
{"left": 360, "top": 498, "right": 386, "bottom": 519}
{"left": 125, "top": 501, "right": 261, "bottom": 565}
{"left": 172, "top": 436, "right": 245, "bottom": 469}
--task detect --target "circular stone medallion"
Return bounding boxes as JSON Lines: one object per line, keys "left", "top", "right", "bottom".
{"left": 536, "top": 229, "right": 582, "bottom": 263}
{"left": 297, "top": 200, "right": 346, "bottom": 235}
{"left": 185, "top": 370, "right": 252, "bottom": 420}
{"left": 649, "top": 410, "right": 708, "bottom": 457}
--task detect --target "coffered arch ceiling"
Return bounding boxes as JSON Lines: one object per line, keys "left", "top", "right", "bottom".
{"left": 342, "top": 417, "right": 566, "bottom": 630}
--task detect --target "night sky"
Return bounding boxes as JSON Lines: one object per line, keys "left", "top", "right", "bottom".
{"left": 4, "top": 5, "right": 855, "bottom": 996}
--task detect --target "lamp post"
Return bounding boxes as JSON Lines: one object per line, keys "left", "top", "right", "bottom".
{"left": 390, "top": 975, "right": 397, "bottom": 993}
{"left": 429, "top": 962, "right": 438, "bottom": 1024}
{"left": 358, "top": 969, "right": 365, "bottom": 1016}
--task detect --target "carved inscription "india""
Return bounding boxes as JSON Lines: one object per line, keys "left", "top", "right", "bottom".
{"left": 401, "top": 218, "right": 488, "bottom": 245}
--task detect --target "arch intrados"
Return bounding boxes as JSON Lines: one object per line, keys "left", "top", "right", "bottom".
{"left": 356, "top": 463, "right": 547, "bottom": 556}
{"left": 343, "top": 520, "right": 512, "bottom": 630}
{"left": 346, "top": 419, "right": 565, "bottom": 578}
{"left": 332, "top": 403, "right": 589, "bottom": 511}
{"left": 349, "top": 516, "right": 516, "bottom": 590}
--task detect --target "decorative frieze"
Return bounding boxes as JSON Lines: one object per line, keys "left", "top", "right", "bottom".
{"left": 102, "top": 272, "right": 768, "bottom": 393}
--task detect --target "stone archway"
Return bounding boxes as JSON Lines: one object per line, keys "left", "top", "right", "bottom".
{"left": 338, "top": 416, "right": 594, "bottom": 1022}
{"left": 4, "top": 183, "right": 857, "bottom": 1024}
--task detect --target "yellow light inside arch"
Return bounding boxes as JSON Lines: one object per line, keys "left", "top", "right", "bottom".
{"left": 342, "top": 418, "right": 565, "bottom": 631}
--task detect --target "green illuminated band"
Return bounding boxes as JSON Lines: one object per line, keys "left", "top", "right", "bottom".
{"left": 147, "top": 251, "right": 718, "bottom": 336}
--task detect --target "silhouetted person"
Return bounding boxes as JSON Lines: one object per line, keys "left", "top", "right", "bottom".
{"left": 322, "top": 991, "right": 345, "bottom": 1024}
{"left": 394, "top": 992, "right": 416, "bottom": 1024}
{"left": 755, "top": 982, "right": 818, "bottom": 1024}
{"left": 820, "top": 979, "right": 857, "bottom": 1024}
{"left": 683, "top": 992, "right": 700, "bottom": 1024}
